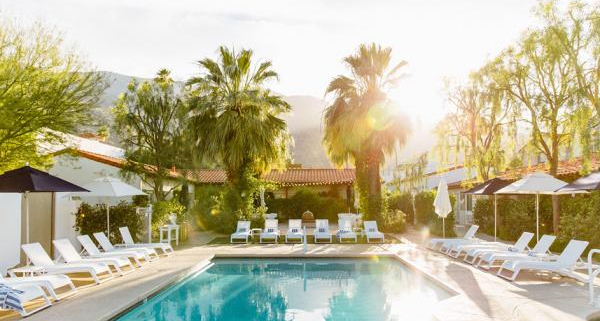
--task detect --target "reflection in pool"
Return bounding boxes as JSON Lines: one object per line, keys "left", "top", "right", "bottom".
{"left": 117, "top": 258, "right": 452, "bottom": 321}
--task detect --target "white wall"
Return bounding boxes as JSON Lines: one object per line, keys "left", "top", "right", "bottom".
{"left": 0, "top": 193, "right": 21, "bottom": 274}
{"left": 53, "top": 192, "right": 82, "bottom": 254}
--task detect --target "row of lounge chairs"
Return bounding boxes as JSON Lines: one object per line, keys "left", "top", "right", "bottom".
{"left": 427, "top": 225, "right": 590, "bottom": 282}
{"left": 0, "top": 227, "right": 174, "bottom": 317}
{"left": 231, "top": 219, "right": 385, "bottom": 243}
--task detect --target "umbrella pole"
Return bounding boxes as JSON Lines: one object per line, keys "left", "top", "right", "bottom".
{"left": 25, "top": 191, "right": 29, "bottom": 244}
{"left": 106, "top": 203, "right": 110, "bottom": 237}
{"left": 442, "top": 217, "right": 445, "bottom": 238}
{"left": 494, "top": 194, "right": 497, "bottom": 242}
{"left": 536, "top": 193, "right": 539, "bottom": 242}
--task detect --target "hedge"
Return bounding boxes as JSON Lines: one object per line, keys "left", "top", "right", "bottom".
{"left": 74, "top": 201, "right": 143, "bottom": 244}
{"left": 388, "top": 190, "right": 456, "bottom": 237}
{"left": 265, "top": 189, "right": 349, "bottom": 221}
{"left": 473, "top": 192, "right": 600, "bottom": 254}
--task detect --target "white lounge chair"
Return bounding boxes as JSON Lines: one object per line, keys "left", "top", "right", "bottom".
{"left": 477, "top": 235, "right": 556, "bottom": 269}
{"left": 497, "top": 239, "right": 589, "bottom": 282}
{"left": 260, "top": 219, "right": 280, "bottom": 243}
{"left": 314, "top": 219, "right": 332, "bottom": 243}
{"left": 94, "top": 232, "right": 159, "bottom": 261}
{"left": 0, "top": 273, "right": 76, "bottom": 301}
{"left": 364, "top": 221, "right": 385, "bottom": 243}
{"left": 454, "top": 232, "right": 534, "bottom": 261}
{"left": 53, "top": 239, "right": 135, "bottom": 276}
{"left": 0, "top": 284, "right": 52, "bottom": 317}
{"left": 428, "top": 225, "right": 479, "bottom": 251}
{"left": 285, "top": 219, "right": 305, "bottom": 243}
{"left": 21, "top": 243, "right": 114, "bottom": 285}
{"left": 119, "top": 227, "right": 174, "bottom": 256}
{"left": 337, "top": 219, "right": 357, "bottom": 243}
{"left": 230, "top": 221, "right": 252, "bottom": 243}
{"left": 77, "top": 235, "right": 147, "bottom": 267}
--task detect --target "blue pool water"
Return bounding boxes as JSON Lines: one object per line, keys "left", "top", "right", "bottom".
{"left": 117, "top": 258, "right": 452, "bottom": 321}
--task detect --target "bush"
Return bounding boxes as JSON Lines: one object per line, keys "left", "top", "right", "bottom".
{"left": 387, "top": 192, "right": 415, "bottom": 224}
{"left": 265, "top": 189, "right": 348, "bottom": 221}
{"left": 556, "top": 192, "right": 600, "bottom": 254}
{"left": 380, "top": 209, "right": 407, "bottom": 233}
{"left": 192, "top": 184, "right": 266, "bottom": 234}
{"left": 152, "top": 199, "right": 186, "bottom": 233}
{"left": 473, "top": 195, "right": 553, "bottom": 241}
{"left": 75, "top": 201, "right": 143, "bottom": 244}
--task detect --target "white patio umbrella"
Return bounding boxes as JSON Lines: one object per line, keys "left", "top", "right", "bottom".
{"left": 434, "top": 177, "right": 452, "bottom": 238}
{"left": 70, "top": 176, "right": 146, "bottom": 237}
{"left": 495, "top": 172, "right": 567, "bottom": 241}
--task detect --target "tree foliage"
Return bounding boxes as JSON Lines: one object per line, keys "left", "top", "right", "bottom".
{"left": 113, "top": 69, "right": 188, "bottom": 201}
{"left": 435, "top": 71, "right": 516, "bottom": 182}
{"left": 323, "top": 43, "right": 412, "bottom": 222}
{"left": 0, "top": 20, "right": 105, "bottom": 171}
{"left": 186, "top": 46, "right": 291, "bottom": 220}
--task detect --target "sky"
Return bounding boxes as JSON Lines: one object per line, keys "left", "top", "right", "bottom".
{"left": 0, "top": 0, "right": 545, "bottom": 127}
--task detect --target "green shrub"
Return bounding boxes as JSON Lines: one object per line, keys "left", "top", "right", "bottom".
{"left": 380, "top": 209, "right": 407, "bottom": 233}
{"left": 265, "top": 189, "right": 348, "bottom": 221}
{"left": 152, "top": 199, "right": 186, "bottom": 233}
{"left": 473, "top": 195, "right": 553, "bottom": 241}
{"left": 75, "top": 201, "right": 143, "bottom": 243}
{"left": 556, "top": 192, "right": 600, "bottom": 254}
{"left": 387, "top": 192, "right": 415, "bottom": 224}
{"left": 413, "top": 190, "right": 456, "bottom": 237}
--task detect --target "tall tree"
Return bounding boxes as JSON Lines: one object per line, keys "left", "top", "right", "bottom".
{"left": 497, "top": 21, "right": 580, "bottom": 234}
{"left": 323, "top": 43, "right": 411, "bottom": 221}
{"left": 113, "top": 69, "right": 187, "bottom": 201}
{"left": 187, "top": 46, "right": 291, "bottom": 222}
{"left": 541, "top": 1, "right": 600, "bottom": 169}
{"left": 435, "top": 69, "right": 516, "bottom": 182}
{"left": 0, "top": 21, "right": 105, "bottom": 171}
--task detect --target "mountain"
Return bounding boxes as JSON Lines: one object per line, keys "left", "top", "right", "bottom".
{"left": 91, "top": 71, "right": 333, "bottom": 168}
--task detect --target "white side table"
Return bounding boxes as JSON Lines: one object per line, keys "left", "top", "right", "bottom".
{"left": 159, "top": 224, "right": 180, "bottom": 246}
{"left": 9, "top": 266, "right": 45, "bottom": 277}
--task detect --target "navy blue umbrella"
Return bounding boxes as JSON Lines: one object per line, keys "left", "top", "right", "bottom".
{"left": 0, "top": 165, "right": 88, "bottom": 243}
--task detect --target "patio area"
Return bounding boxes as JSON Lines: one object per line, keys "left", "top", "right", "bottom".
{"left": 2, "top": 227, "right": 597, "bottom": 321}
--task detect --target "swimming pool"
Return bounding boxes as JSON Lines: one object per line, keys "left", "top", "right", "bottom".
{"left": 116, "top": 257, "right": 453, "bottom": 321}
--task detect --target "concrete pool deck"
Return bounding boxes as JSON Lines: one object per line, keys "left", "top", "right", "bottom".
{"left": 2, "top": 229, "right": 599, "bottom": 321}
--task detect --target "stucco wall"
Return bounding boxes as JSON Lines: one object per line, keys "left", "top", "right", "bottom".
{"left": 0, "top": 193, "right": 21, "bottom": 274}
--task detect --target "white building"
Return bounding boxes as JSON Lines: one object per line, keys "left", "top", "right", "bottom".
{"left": 0, "top": 133, "right": 190, "bottom": 273}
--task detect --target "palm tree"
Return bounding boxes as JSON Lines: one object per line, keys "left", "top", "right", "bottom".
{"left": 187, "top": 46, "right": 291, "bottom": 223}
{"left": 323, "top": 43, "right": 411, "bottom": 221}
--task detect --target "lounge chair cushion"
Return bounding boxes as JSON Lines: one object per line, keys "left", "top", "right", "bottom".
{"left": 318, "top": 228, "right": 326, "bottom": 233}
{"left": 267, "top": 228, "right": 275, "bottom": 233}
{"left": 0, "top": 285, "right": 24, "bottom": 314}
{"left": 238, "top": 228, "right": 247, "bottom": 232}
{"left": 368, "top": 228, "right": 376, "bottom": 232}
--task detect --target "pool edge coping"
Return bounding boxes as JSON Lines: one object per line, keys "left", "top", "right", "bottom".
{"left": 105, "top": 256, "right": 214, "bottom": 321}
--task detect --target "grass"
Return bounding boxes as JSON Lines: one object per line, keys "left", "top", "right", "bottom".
{"left": 208, "top": 234, "right": 401, "bottom": 245}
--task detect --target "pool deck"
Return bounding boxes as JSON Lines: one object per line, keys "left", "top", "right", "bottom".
{"left": 3, "top": 228, "right": 600, "bottom": 321}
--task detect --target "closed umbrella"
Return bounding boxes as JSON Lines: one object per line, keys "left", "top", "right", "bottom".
{"left": 463, "top": 178, "right": 513, "bottom": 241}
{"left": 434, "top": 177, "right": 452, "bottom": 238}
{"left": 70, "top": 176, "right": 146, "bottom": 237}
{"left": 0, "top": 165, "right": 88, "bottom": 243}
{"left": 495, "top": 172, "right": 567, "bottom": 241}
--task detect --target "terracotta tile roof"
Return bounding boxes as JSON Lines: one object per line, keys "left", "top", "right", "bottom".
{"left": 446, "top": 155, "right": 600, "bottom": 190}
{"left": 194, "top": 168, "right": 356, "bottom": 186}
{"left": 497, "top": 155, "right": 600, "bottom": 180}
{"left": 66, "top": 149, "right": 355, "bottom": 186}
{"left": 65, "top": 149, "right": 193, "bottom": 181}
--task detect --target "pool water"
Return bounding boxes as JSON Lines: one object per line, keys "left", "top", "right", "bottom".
{"left": 117, "top": 258, "right": 452, "bottom": 321}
